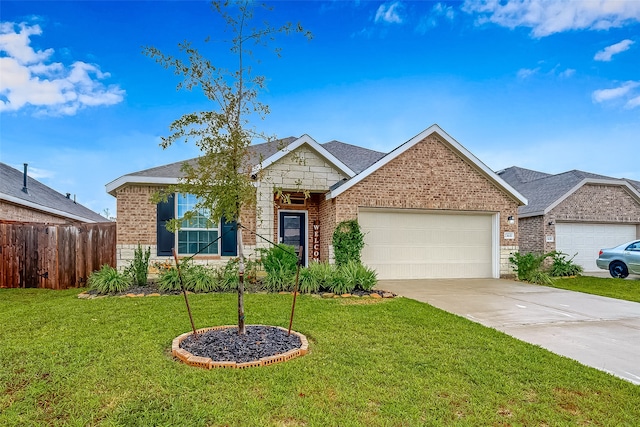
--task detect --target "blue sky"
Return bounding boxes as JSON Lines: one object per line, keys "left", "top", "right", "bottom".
{"left": 1, "top": 0, "right": 639, "bottom": 218}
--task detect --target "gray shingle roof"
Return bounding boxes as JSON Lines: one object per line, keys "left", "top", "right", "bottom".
{"left": 322, "top": 140, "right": 386, "bottom": 174}
{"left": 498, "top": 166, "right": 637, "bottom": 216}
{"left": 118, "top": 136, "right": 385, "bottom": 181}
{"left": 1, "top": 162, "right": 109, "bottom": 223}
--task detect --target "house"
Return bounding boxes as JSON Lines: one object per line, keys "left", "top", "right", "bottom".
{"left": 106, "top": 124, "right": 526, "bottom": 280}
{"left": 0, "top": 162, "right": 108, "bottom": 224}
{"left": 497, "top": 166, "right": 640, "bottom": 271}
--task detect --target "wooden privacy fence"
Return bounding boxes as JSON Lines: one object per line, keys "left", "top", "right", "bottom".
{"left": 0, "top": 221, "right": 116, "bottom": 290}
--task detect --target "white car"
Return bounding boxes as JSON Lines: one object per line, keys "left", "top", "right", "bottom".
{"left": 596, "top": 240, "right": 640, "bottom": 278}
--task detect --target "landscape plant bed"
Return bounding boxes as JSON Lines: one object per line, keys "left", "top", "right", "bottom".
{"left": 173, "top": 325, "right": 309, "bottom": 369}
{"left": 79, "top": 283, "right": 394, "bottom": 299}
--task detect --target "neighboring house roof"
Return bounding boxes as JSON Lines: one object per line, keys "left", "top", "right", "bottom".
{"left": 106, "top": 136, "right": 386, "bottom": 195}
{"left": 498, "top": 166, "right": 640, "bottom": 217}
{"left": 328, "top": 124, "right": 528, "bottom": 205}
{"left": 0, "top": 162, "right": 108, "bottom": 223}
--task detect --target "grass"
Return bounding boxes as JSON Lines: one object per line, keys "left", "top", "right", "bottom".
{"left": 547, "top": 275, "right": 640, "bottom": 303}
{"left": 1, "top": 289, "right": 639, "bottom": 426}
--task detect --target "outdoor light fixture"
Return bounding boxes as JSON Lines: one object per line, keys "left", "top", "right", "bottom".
{"left": 507, "top": 216, "right": 515, "bottom": 225}
{"left": 548, "top": 221, "right": 555, "bottom": 226}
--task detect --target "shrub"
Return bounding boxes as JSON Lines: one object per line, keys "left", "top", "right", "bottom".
{"left": 157, "top": 265, "right": 184, "bottom": 292}
{"left": 548, "top": 251, "right": 583, "bottom": 277}
{"left": 332, "top": 220, "right": 365, "bottom": 267}
{"left": 88, "top": 265, "right": 131, "bottom": 294}
{"left": 509, "top": 252, "right": 549, "bottom": 282}
{"left": 529, "top": 269, "right": 553, "bottom": 286}
{"left": 340, "top": 261, "right": 377, "bottom": 291}
{"left": 258, "top": 244, "right": 298, "bottom": 292}
{"left": 328, "top": 269, "right": 353, "bottom": 295}
{"left": 189, "top": 265, "right": 218, "bottom": 293}
{"left": 262, "top": 265, "right": 294, "bottom": 292}
{"left": 218, "top": 258, "right": 240, "bottom": 291}
{"left": 299, "top": 261, "right": 336, "bottom": 293}
{"left": 125, "top": 243, "right": 151, "bottom": 286}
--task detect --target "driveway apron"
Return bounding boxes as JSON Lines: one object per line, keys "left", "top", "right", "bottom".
{"left": 377, "top": 278, "right": 640, "bottom": 385}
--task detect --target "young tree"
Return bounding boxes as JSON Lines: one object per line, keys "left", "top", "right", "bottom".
{"left": 144, "top": 1, "right": 310, "bottom": 334}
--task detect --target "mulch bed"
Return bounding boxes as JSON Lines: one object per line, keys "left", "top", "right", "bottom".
{"left": 179, "top": 325, "right": 302, "bottom": 363}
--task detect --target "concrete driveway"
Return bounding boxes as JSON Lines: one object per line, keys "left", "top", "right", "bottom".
{"left": 377, "top": 278, "right": 640, "bottom": 385}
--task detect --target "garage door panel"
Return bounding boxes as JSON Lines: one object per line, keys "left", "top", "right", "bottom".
{"left": 359, "top": 210, "right": 494, "bottom": 280}
{"left": 556, "top": 223, "right": 636, "bottom": 272}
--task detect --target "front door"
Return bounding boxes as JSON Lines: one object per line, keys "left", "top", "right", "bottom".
{"left": 279, "top": 212, "right": 306, "bottom": 264}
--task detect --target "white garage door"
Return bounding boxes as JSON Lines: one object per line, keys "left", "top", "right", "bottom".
{"left": 556, "top": 223, "right": 637, "bottom": 272}
{"left": 358, "top": 209, "right": 495, "bottom": 280}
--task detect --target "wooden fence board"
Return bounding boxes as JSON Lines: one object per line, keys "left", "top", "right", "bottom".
{"left": 0, "top": 221, "right": 116, "bottom": 289}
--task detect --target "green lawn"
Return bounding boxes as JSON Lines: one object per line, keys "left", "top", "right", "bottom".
{"left": 548, "top": 275, "right": 640, "bottom": 303}
{"left": 1, "top": 289, "right": 639, "bottom": 426}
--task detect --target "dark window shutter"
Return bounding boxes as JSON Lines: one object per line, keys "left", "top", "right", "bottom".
{"left": 221, "top": 217, "right": 237, "bottom": 256}
{"left": 157, "top": 194, "right": 175, "bottom": 256}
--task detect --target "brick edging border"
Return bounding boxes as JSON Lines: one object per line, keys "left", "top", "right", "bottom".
{"left": 171, "top": 325, "right": 309, "bottom": 369}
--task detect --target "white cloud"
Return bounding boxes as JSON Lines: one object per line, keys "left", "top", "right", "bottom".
{"left": 416, "top": 2, "right": 456, "bottom": 33}
{"left": 594, "top": 39, "right": 635, "bottom": 61}
{"left": 517, "top": 67, "right": 539, "bottom": 79}
{"left": 375, "top": 2, "right": 404, "bottom": 24}
{"left": 462, "top": 0, "right": 640, "bottom": 37}
{"left": 0, "top": 21, "right": 124, "bottom": 115}
{"left": 592, "top": 81, "right": 640, "bottom": 107}
{"left": 626, "top": 95, "right": 640, "bottom": 109}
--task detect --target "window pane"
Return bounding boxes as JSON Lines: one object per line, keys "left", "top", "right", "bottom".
{"left": 178, "top": 230, "right": 219, "bottom": 255}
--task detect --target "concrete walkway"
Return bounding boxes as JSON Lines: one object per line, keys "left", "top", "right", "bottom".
{"left": 376, "top": 278, "right": 640, "bottom": 385}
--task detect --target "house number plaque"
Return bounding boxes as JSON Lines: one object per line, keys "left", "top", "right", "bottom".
{"left": 312, "top": 221, "right": 320, "bottom": 261}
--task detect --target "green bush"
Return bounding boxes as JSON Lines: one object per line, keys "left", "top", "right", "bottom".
{"left": 529, "top": 269, "right": 553, "bottom": 286}
{"left": 328, "top": 269, "right": 353, "bottom": 295}
{"left": 189, "top": 265, "right": 219, "bottom": 293}
{"left": 509, "top": 252, "right": 549, "bottom": 282}
{"left": 88, "top": 265, "right": 131, "bottom": 294}
{"left": 299, "top": 261, "right": 336, "bottom": 293}
{"left": 157, "top": 265, "right": 184, "bottom": 292}
{"left": 332, "top": 220, "right": 365, "bottom": 267}
{"left": 125, "top": 243, "right": 151, "bottom": 286}
{"left": 258, "top": 244, "right": 298, "bottom": 291}
{"left": 548, "top": 251, "right": 583, "bottom": 277}
{"left": 341, "top": 260, "right": 377, "bottom": 291}
{"left": 262, "top": 265, "right": 295, "bottom": 292}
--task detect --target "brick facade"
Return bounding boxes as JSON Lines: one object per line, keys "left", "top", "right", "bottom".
{"left": 113, "top": 133, "right": 523, "bottom": 276}
{"left": 331, "top": 135, "right": 520, "bottom": 275}
{"left": 1, "top": 200, "right": 75, "bottom": 224}
{"left": 519, "top": 184, "right": 640, "bottom": 254}
{"left": 115, "top": 184, "right": 258, "bottom": 269}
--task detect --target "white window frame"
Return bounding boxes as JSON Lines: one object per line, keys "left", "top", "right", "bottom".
{"left": 175, "top": 193, "right": 221, "bottom": 255}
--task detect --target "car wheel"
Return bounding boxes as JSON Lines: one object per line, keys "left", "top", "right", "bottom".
{"left": 609, "top": 261, "right": 629, "bottom": 279}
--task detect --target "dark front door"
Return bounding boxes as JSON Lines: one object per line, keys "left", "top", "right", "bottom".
{"left": 279, "top": 212, "right": 306, "bottom": 264}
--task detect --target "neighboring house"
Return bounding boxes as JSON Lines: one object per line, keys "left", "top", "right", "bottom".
{"left": 1, "top": 162, "right": 108, "bottom": 224}
{"left": 106, "top": 124, "right": 526, "bottom": 280}
{"left": 498, "top": 166, "right": 640, "bottom": 272}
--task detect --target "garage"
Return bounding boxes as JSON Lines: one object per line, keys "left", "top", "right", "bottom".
{"left": 358, "top": 209, "right": 497, "bottom": 280}
{"left": 556, "top": 223, "right": 637, "bottom": 272}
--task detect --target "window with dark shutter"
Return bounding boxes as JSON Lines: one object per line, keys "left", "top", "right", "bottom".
{"left": 156, "top": 194, "right": 175, "bottom": 256}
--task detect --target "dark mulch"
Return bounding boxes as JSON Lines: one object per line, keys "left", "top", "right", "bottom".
{"left": 180, "top": 325, "right": 302, "bottom": 363}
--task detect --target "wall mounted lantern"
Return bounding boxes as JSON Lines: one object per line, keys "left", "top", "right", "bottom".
{"left": 507, "top": 216, "right": 515, "bottom": 225}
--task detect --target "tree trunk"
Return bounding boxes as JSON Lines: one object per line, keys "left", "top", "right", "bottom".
{"left": 237, "top": 220, "right": 246, "bottom": 335}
